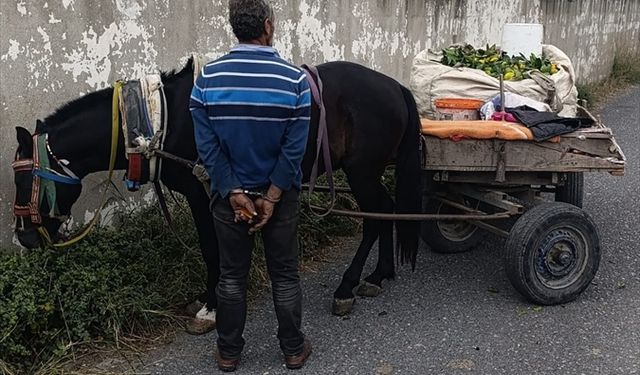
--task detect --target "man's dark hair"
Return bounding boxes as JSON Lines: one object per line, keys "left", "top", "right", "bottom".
{"left": 228, "top": 0, "right": 274, "bottom": 42}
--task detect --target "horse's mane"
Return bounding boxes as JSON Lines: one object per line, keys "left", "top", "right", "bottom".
{"left": 41, "top": 88, "right": 113, "bottom": 131}
{"left": 41, "top": 57, "right": 194, "bottom": 131}
{"left": 161, "top": 56, "right": 194, "bottom": 80}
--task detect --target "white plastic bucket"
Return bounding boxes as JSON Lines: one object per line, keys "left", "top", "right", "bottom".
{"left": 501, "top": 23, "right": 544, "bottom": 58}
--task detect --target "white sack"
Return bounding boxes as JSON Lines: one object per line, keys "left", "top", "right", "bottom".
{"left": 410, "top": 45, "right": 579, "bottom": 119}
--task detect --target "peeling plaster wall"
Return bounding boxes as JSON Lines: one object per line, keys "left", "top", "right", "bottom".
{"left": 1, "top": 0, "right": 639, "bottom": 246}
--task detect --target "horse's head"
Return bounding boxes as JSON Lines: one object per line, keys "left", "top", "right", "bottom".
{"left": 13, "top": 124, "right": 83, "bottom": 249}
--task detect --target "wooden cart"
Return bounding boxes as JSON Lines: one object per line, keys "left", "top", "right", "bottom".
{"left": 420, "top": 107, "right": 626, "bottom": 305}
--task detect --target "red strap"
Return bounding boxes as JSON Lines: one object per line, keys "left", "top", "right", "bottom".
{"left": 14, "top": 205, "right": 31, "bottom": 217}
{"left": 12, "top": 159, "right": 34, "bottom": 172}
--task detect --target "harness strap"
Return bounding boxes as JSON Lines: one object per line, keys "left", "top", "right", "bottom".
{"left": 13, "top": 205, "right": 30, "bottom": 217}
{"left": 33, "top": 169, "right": 82, "bottom": 185}
{"left": 154, "top": 81, "right": 169, "bottom": 181}
{"left": 37, "top": 134, "right": 62, "bottom": 217}
{"left": 12, "top": 159, "right": 34, "bottom": 172}
{"left": 153, "top": 181, "right": 195, "bottom": 250}
{"left": 30, "top": 134, "right": 42, "bottom": 224}
{"left": 302, "top": 65, "right": 336, "bottom": 217}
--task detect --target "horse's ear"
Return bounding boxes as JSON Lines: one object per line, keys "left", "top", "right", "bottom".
{"left": 15, "top": 126, "right": 33, "bottom": 156}
{"left": 35, "top": 119, "right": 45, "bottom": 133}
{"left": 186, "top": 56, "right": 194, "bottom": 71}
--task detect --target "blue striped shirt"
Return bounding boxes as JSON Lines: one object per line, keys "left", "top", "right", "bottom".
{"left": 190, "top": 45, "right": 311, "bottom": 198}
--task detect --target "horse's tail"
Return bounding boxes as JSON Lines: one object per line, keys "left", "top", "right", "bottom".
{"left": 395, "top": 86, "right": 422, "bottom": 269}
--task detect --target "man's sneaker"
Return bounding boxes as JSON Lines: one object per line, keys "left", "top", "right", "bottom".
{"left": 215, "top": 349, "right": 240, "bottom": 372}
{"left": 285, "top": 339, "right": 312, "bottom": 370}
{"left": 185, "top": 306, "right": 216, "bottom": 335}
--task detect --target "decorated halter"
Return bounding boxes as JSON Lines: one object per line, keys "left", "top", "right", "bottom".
{"left": 12, "top": 133, "right": 81, "bottom": 241}
{"left": 13, "top": 81, "right": 122, "bottom": 249}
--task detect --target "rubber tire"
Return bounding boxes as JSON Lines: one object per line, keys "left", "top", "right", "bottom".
{"left": 421, "top": 196, "right": 486, "bottom": 254}
{"left": 555, "top": 172, "right": 584, "bottom": 208}
{"left": 504, "top": 202, "right": 600, "bottom": 305}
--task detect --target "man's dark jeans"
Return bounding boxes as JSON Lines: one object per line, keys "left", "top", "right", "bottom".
{"left": 212, "top": 189, "right": 304, "bottom": 360}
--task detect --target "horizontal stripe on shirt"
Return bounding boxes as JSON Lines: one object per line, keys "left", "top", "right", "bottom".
{"left": 210, "top": 101, "right": 310, "bottom": 109}
{"left": 206, "top": 58, "right": 303, "bottom": 74}
{"left": 200, "top": 71, "right": 307, "bottom": 84}
{"left": 196, "top": 75, "right": 303, "bottom": 92}
{"left": 199, "top": 88, "right": 310, "bottom": 108}
{"left": 208, "top": 116, "right": 311, "bottom": 122}
{"left": 206, "top": 103, "right": 310, "bottom": 119}
{"left": 196, "top": 90, "right": 311, "bottom": 111}
{"left": 199, "top": 87, "right": 301, "bottom": 97}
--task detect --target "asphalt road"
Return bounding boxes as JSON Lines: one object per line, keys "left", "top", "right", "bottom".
{"left": 113, "top": 87, "right": 639, "bottom": 375}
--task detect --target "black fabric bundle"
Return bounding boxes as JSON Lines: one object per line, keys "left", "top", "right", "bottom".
{"left": 506, "top": 106, "right": 594, "bottom": 141}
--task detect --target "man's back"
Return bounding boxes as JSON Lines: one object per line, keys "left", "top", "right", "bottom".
{"left": 191, "top": 45, "right": 311, "bottom": 193}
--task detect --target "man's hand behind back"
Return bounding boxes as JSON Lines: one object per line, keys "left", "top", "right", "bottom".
{"left": 250, "top": 198, "right": 275, "bottom": 234}
{"left": 250, "top": 185, "right": 282, "bottom": 234}
{"left": 229, "top": 193, "right": 258, "bottom": 224}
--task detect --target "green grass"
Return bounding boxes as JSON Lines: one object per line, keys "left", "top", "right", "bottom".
{"left": 0, "top": 175, "right": 360, "bottom": 374}
{"left": 0, "top": 206, "right": 205, "bottom": 374}
{"left": 577, "top": 51, "right": 640, "bottom": 108}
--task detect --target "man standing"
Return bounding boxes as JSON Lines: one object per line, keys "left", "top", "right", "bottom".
{"left": 189, "top": 0, "right": 312, "bottom": 371}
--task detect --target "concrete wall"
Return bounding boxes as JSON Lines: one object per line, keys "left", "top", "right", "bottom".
{"left": 1, "top": 0, "right": 639, "bottom": 246}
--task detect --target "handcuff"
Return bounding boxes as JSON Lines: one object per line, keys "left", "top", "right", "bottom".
{"left": 230, "top": 189, "right": 281, "bottom": 203}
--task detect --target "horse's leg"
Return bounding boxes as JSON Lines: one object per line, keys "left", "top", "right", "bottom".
{"left": 356, "top": 210, "right": 395, "bottom": 297}
{"left": 184, "top": 187, "right": 220, "bottom": 334}
{"left": 332, "top": 168, "right": 394, "bottom": 316}
{"left": 332, "top": 218, "right": 379, "bottom": 315}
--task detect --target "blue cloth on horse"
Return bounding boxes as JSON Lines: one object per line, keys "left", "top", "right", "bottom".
{"left": 189, "top": 45, "right": 311, "bottom": 198}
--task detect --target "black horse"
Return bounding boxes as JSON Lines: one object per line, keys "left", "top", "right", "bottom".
{"left": 13, "top": 59, "right": 421, "bottom": 320}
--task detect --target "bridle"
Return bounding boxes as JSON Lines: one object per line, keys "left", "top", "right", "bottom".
{"left": 12, "top": 132, "right": 82, "bottom": 246}
{"left": 12, "top": 81, "right": 122, "bottom": 248}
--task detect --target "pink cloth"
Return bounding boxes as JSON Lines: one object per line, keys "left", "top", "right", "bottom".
{"left": 491, "top": 112, "right": 518, "bottom": 122}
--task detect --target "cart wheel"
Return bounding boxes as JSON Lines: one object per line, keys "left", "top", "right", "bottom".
{"left": 504, "top": 202, "right": 600, "bottom": 305}
{"left": 555, "top": 172, "right": 584, "bottom": 208}
{"left": 421, "top": 195, "right": 486, "bottom": 254}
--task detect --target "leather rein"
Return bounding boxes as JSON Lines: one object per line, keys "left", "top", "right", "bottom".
{"left": 302, "top": 65, "right": 336, "bottom": 217}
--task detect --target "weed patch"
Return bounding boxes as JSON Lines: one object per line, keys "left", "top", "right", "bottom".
{"left": 577, "top": 51, "right": 640, "bottom": 108}
{"left": 0, "top": 174, "right": 359, "bottom": 374}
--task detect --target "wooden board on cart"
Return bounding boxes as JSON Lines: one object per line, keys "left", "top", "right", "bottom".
{"left": 421, "top": 107, "right": 626, "bottom": 177}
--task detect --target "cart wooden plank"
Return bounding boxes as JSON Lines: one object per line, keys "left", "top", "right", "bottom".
{"left": 422, "top": 131, "right": 625, "bottom": 174}
{"left": 421, "top": 104, "right": 626, "bottom": 176}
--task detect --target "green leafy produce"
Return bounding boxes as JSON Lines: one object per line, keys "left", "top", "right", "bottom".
{"left": 440, "top": 44, "right": 560, "bottom": 81}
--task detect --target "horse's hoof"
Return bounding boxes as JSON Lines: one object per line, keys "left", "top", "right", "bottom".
{"left": 332, "top": 298, "right": 355, "bottom": 316}
{"left": 184, "top": 299, "right": 205, "bottom": 317}
{"left": 186, "top": 306, "right": 216, "bottom": 335}
{"left": 356, "top": 281, "right": 383, "bottom": 297}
